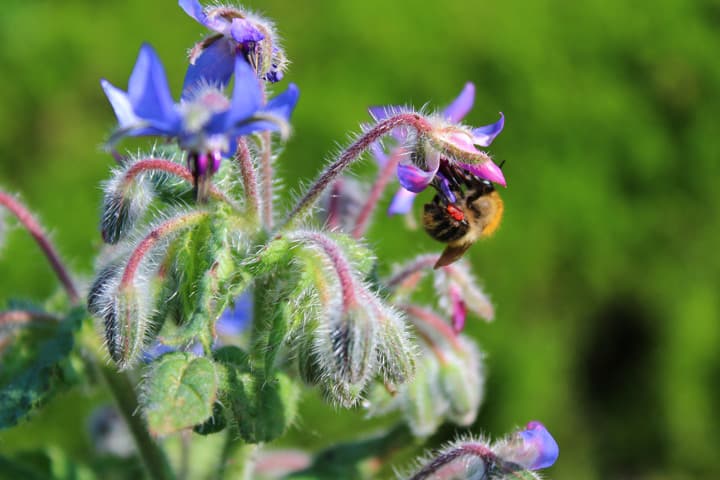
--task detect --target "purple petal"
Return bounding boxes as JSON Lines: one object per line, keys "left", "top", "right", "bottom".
{"left": 368, "top": 105, "right": 394, "bottom": 122}
{"left": 472, "top": 113, "right": 504, "bottom": 147}
{"left": 436, "top": 173, "right": 457, "bottom": 203}
{"left": 127, "top": 44, "right": 178, "bottom": 130}
{"left": 459, "top": 160, "right": 507, "bottom": 187}
{"left": 517, "top": 421, "right": 559, "bottom": 470}
{"left": 387, "top": 188, "right": 417, "bottom": 216}
{"left": 225, "top": 57, "right": 263, "bottom": 127}
{"left": 443, "top": 82, "right": 475, "bottom": 123}
{"left": 397, "top": 151, "right": 440, "bottom": 193}
{"left": 229, "top": 18, "right": 265, "bottom": 43}
{"left": 370, "top": 141, "right": 388, "bottom": 167}
{"left": 228, "top": 83, "right": 299, "bottom": 136}
{"left": 182, "top": 38, "right": 236, "bottom": 97}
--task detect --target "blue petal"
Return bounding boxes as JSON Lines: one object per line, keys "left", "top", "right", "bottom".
{"left": 227, "top": 83, "right": 299, "bottom": 136}
{"left": 471, "top": 113, "right": 504, "bottom": 147}
{"left": 127, "top": 44, "right": 179, "bottom": 131}
{"left": 179, "top": 0, "right": 206, "bottom": 24}
{"left": 263, "top": 83, "right": 299, "bottom": 120}
{"left": 225, "top": 57, "right": 263, "bottom": 128}
{"left": 518, "top": 421, "right": 559, "bottom": 470}
{"left": 182, "top": 37, "right": 236, "bottom": 98}
{"left": 101, "top": 79, "right": 140, "bottom": 129}
{"left": 387, "top": 188, "right": 417, "bottom": 215}
{"left": 217, "top": 293, "right": 252, "bottom": 336}
{"left": 229, "top": 17, "right": 265, "bottom": 43}
{"left": 443, "top": 82, "right": 475, "bottom": 123}
{"left": 396, "top": 153, "right": 439, "bottom": 193}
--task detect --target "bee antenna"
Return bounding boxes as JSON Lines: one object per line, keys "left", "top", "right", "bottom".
{"left": 498, "top": 160, "right": 506, "bottom": 170}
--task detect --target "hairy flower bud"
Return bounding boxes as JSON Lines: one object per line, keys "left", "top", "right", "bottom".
{"left": 494, "top": 421, "right": 559, "bottom": 471}
{"left": 439, "top": 337, "right": 484, "bottom": 426}
{"left": 101, "top": 160, "right": 156, "bottom": 244}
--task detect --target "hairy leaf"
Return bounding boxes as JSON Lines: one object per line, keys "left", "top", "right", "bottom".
{"left": 0, "top": 308, "right": 85, "bottom": 429}
{"left": 142, "top": 352, "right": 219, "bottom": 436}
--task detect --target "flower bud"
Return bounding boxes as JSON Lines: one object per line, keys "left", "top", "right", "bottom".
{"left": 101, "top": 160, "right": 156, "bottom": 244}
{"left": 494, "top": 421, "right": 559, "bottom": 470}
{"left": 438, "top": 337, "right": 484, "bottom": 426}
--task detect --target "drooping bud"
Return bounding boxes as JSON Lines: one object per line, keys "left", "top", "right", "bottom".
{"left": 101, "top": 160, "right": 156, "bottom": 244}
{"left": 438, "top": 337, "right": 485, "bottom": 426}
{"left": 399, "top": 352, "right": 446, "bottom": 437}
{"left": 317, "top": 301, "right": 378, "bottom": 407}
{"left": 435, "top": 261, "right": 494, "bottom": 331}
{"left": 405, "top": 422, "right": 556, "bottom": 480}
{"left": 494, "top": 421, "right": 559, "bottom": 471}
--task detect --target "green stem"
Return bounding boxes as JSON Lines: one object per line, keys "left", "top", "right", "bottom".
{"left": 97, "top": 363, "right": 174, "bottom": 480}
{"left": 218, "top": 427, "right": 257, "bottom": 480}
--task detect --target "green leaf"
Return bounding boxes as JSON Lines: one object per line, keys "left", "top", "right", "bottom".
{"left": 215, "top": 347, "right": 299, "bottom": 443}
{"left": 142, "top": 352, "right": 219, "bottom": 436}
{"left": 0, "top": 308, "right": 85, "bottom": 429}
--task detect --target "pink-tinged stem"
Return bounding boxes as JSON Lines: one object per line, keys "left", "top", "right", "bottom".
{"left": 123, "top": 158, "right": 230, "bottom": 205}
{"left": 119, "top": 211, "right": 208, "bottom": 290}
{"left": 0, "top": 310, "right": 60, "bottom": 326}
{"left": 293, "top": 231, "right": 357, "bottom": 309}
{"left": 260, "top": 131, "right": 274, "bottom": 229}
{"left": 351, "top": 146, "right": 408, "bottom": 239}
{"left": 0, "top": 191, "right": 80, "bottom": 303}
{"left": 409, "top": 443, "right": 497, "bottom": 480}
{"left": 400, "top": 304, "right": 462, "bottom": 351}
{"left": 385, "top": 254, "right": 439, "bottom": 291}
{"left": 235, "top": 139, "right": 260, "bottom": 222}
{"left": 325, "top": 179, "right": 344, "bottom": 230}
{"left": 280, "top": 113, "right": 433, "bottom": 231}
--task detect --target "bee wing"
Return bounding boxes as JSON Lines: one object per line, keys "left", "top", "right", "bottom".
{"left": 434, "top": 243, "right": 472, "bottom": 268}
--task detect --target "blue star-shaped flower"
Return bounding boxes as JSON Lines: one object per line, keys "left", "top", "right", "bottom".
{"left": 101, "top": 43, "right": 298, "bottom": 198}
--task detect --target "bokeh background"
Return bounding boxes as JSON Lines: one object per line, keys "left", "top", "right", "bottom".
{"left": 1, "top": 0, "right": 719, "bottom": 478}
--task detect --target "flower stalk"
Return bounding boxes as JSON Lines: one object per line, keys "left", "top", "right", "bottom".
{"left": 280, "top": 113, "right": 433, "bottom": 231}
{"left": 0, "top": 191, "right": 80, "bottom": 303}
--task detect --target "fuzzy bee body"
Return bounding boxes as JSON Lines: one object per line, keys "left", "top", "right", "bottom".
{"left": 423, "top": 175, "right": 504, "bottom": 268}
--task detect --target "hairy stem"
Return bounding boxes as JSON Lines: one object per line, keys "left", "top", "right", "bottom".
{"left": 280, "top": 113, "right": 433, "bottom": 231}
{"left": 385, "top": 254, "right": 439, "bottom": 291}
{"left": 409, "top": 443, "right": 496, "bottom": 480}
{"left": 235, "top": 139, "right": 260, "bottom": 223}
{"left": 0, "top": 310, "right": 60, "bottom": 327}
{"left": 97, "top": 363, "right": 175, "bottom": 480}
{"left": 119, "top": 211, "right": 208, "bottom": 290}
{"left": 0, "top": 191, "right": 80, "bottom": 303}
{"left": 351, "top": 147, "right": 408, "bottom": 238}
{"left": 290, "top": 231, "right": 358, "bottom": 309}
{"left": 400, "top": 304, "right": 463, "bottom": 351}
{"left": 260, "top": 131, "right": 274, "bottom": 229}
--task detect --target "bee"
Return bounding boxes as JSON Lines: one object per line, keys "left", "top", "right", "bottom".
{"left": 422, "top": 172, "right": 504, "bottom": 268}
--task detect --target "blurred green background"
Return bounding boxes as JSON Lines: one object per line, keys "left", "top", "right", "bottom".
{"left": 1, "top": 0, "right": 719, "bottom": 478}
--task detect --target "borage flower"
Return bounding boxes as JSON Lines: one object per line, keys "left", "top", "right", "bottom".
{"left": 369, "top": 83, "right": 505, "bottom": 215}
{"left": 180, "top": 0, "right": 288, "bottom": 90}
{"left": 101, "top": 43, "right": 298, "bottom": 200}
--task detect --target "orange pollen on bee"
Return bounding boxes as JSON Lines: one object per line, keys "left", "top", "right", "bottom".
{"left": 446, "top": 204, "right": 465, "bottom": 222}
